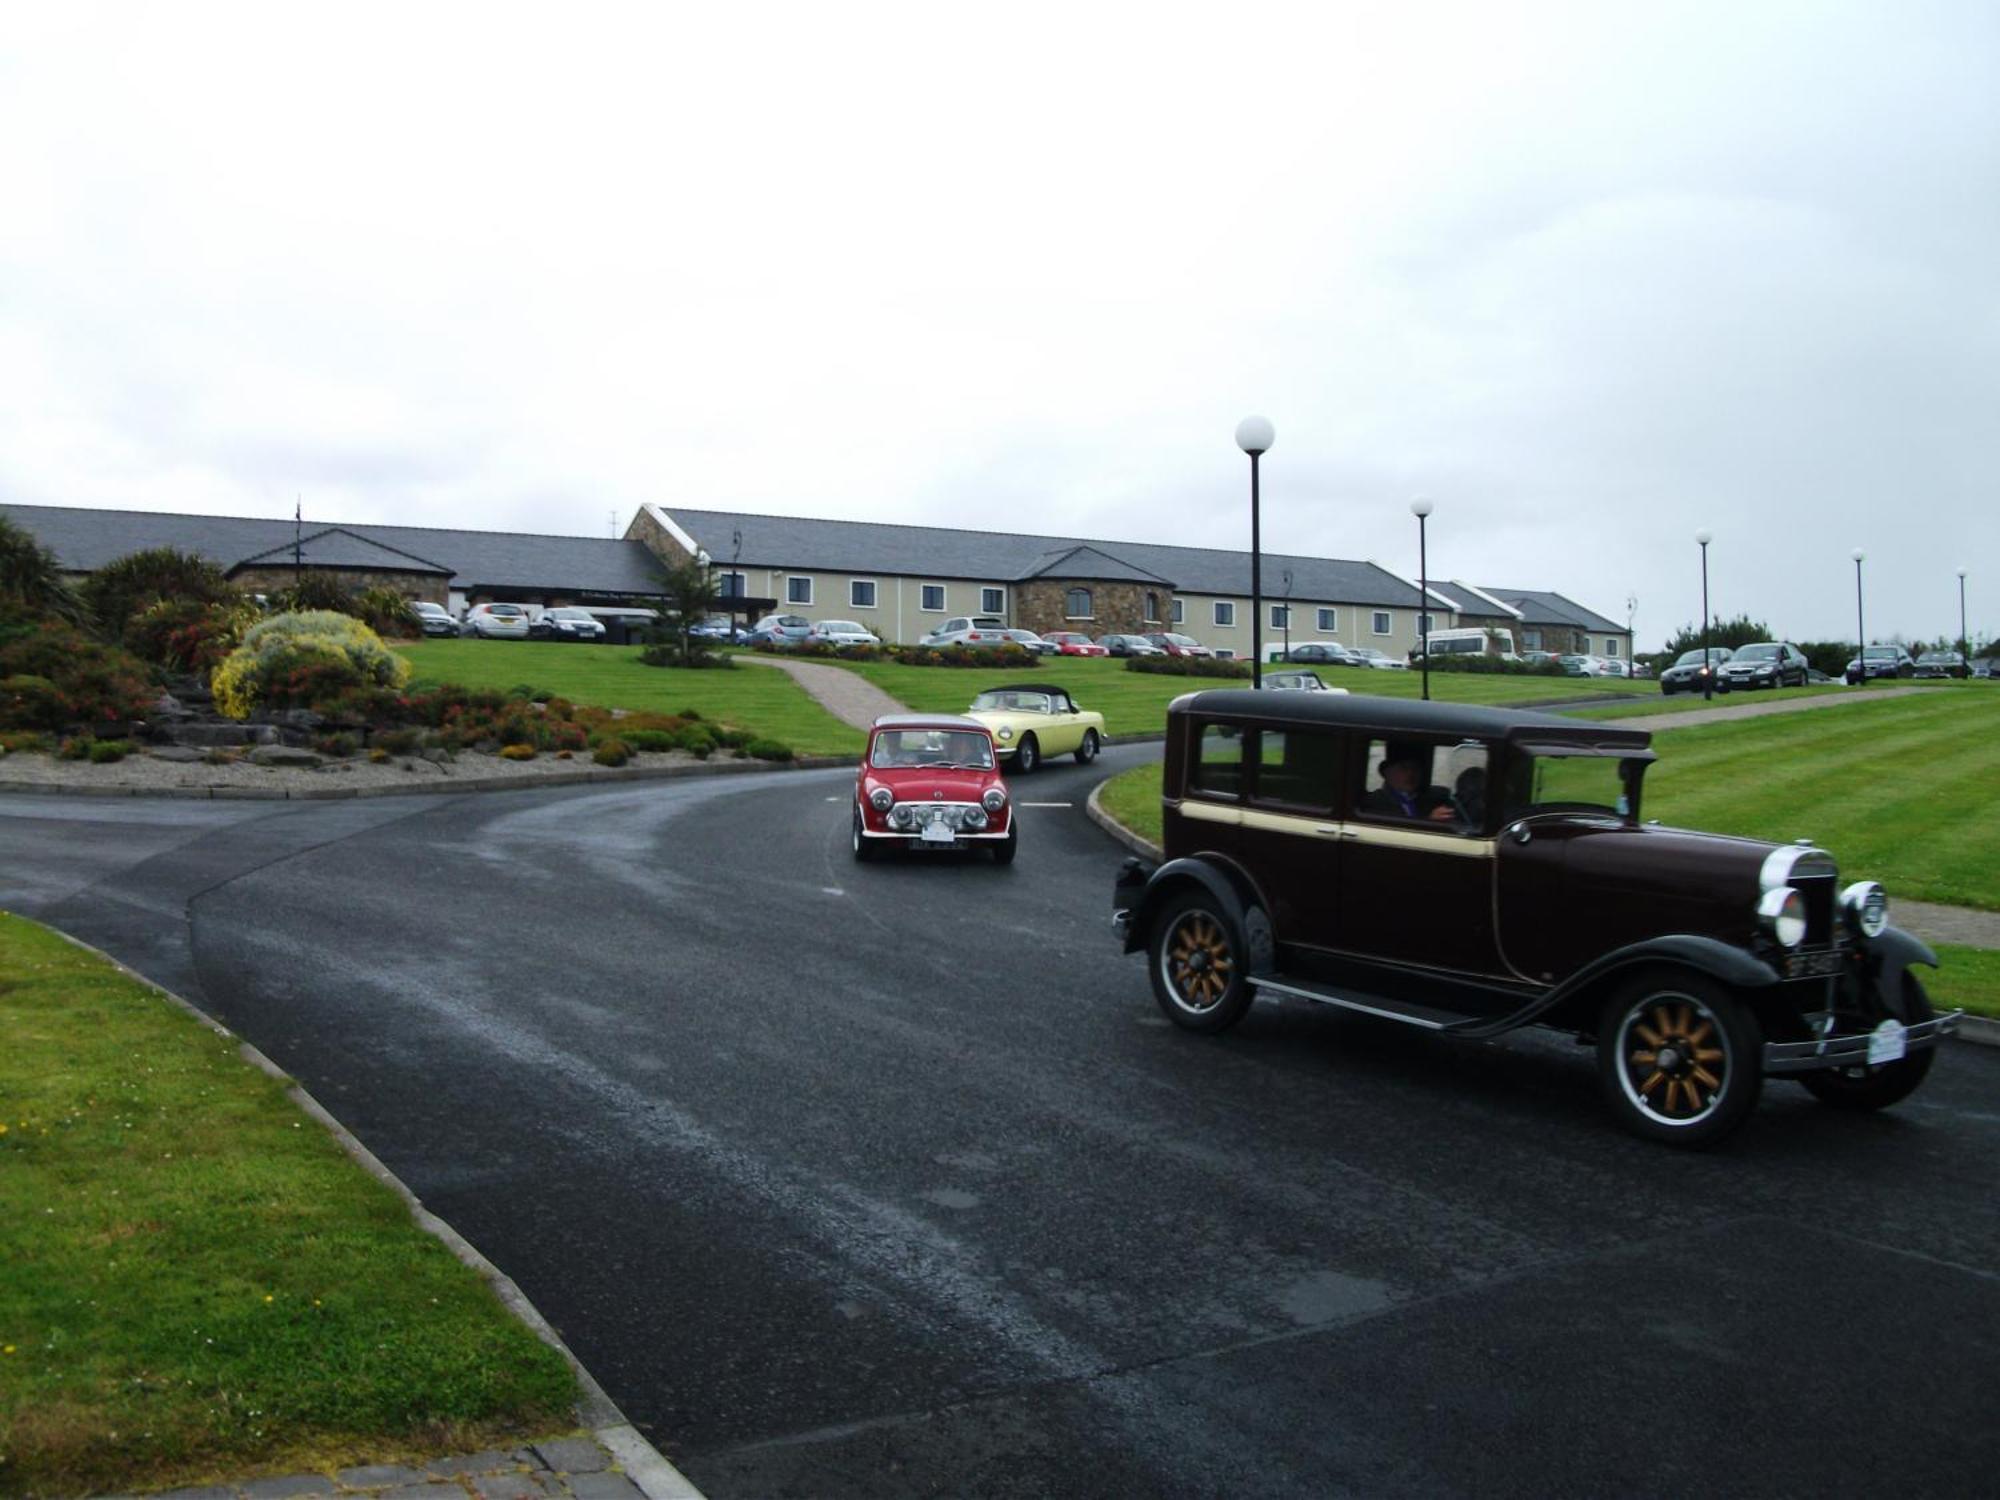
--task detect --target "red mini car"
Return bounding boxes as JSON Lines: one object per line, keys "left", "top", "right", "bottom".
{"left": 1041, "top": 631, "right": 1109, "bottom": 657}
{"left": 852, "top": 714, "right": 1017, "bottom": 864}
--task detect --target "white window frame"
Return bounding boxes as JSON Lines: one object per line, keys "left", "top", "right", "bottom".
{"left": 785, "top": 575, "right": 814, "bottom": 606}
{"left": 1171, "top": 597, "right": 1186, "bottom": 624}
{"left": 1064, "top": 587, "right": 1093, "bottom": 620}
{"left": 717, "top": 570, "right": 747, "bottom": 598}
{"left": 1371, "top": 610, "right": 1392, "bottom": 636}
{"left": 1270, "top": 604, "right": 1290, "bottom": 629}
{"left": 920, "top": 583, "right": 946, "bottom": 612}
{"left": 849, "top": 578, "right": 878, "bottom": 610}
{"left": 980, "top": 586, "right": 1005, "bottom": 615}
{"left": 1604, "top": 638, "right": 1620, "bottom": 658}
{"left": 1316, "top": 607, "right": 1338, "bottom": 633}
{"left": 1419, "top": 612, "right": 1435, "bottom": 636}
{"left": 1213, "top": 600, "right": 1236, "bottom": 628}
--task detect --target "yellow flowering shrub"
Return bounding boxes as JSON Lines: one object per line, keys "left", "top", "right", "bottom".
{"left": 209, "top": 610, "right": 411, "bottom": 720}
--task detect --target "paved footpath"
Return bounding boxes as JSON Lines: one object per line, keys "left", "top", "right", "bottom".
{"left": 1604, "top": 684, "right": 1928, "bottom": 733}
{"left": 150, "top": 1436, "right": 657, "bottom": 1500}
{"left": 736, "top": 652, "right": 909, "bottom": 729}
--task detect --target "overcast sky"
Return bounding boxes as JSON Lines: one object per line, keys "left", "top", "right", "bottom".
{"left": 2, "top": 2, "right": 1993, "bottom": 647}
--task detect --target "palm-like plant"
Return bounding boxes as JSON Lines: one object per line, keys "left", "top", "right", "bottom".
{"left": 0, "top": 514, "right": 85, "bottom": 624}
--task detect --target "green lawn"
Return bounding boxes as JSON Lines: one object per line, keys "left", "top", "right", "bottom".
{"left": 1932, "top": 945, "right": 2000, "bottom": 1020}
{"left": 1571, "top": 682, "right": 1855, "bottom": 719}
{"left": 1089, "top": 689, "right": 2000, "bottom": 912}
{"left": 396, "top": 640, "right": 861, "bottom": 756}
{"left": 0, "top": 914, "right": 577, "bottom": 1495}
{"left": 821, "top": 657, "right": 1652, "bottom": 738}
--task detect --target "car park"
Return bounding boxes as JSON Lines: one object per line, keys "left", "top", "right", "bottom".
{"left": 1000, "top": 628, "right": 1060, "bottom": 657}
{"left": 852, "top": 715, "right": 1015, "bottom": 864}
{"left": 1041, "top": 631, "right": 1109, "bottom": 657}
{"left": 807, "top": 619, "right": 882, "bottom": 647}
{"left": 963, "top": 682, "right": 1107, "bottom": 773}
{"left": 528, "top": 606, "right": 608, "bottom": 643}
{"left": 1110, "top": 690, "right": 1958, "bottom": 1148}
{"left": 1658, "top": 646, "right": 1734, "bottom": 694}
{"left": 1846, "top": 644, "right": 1916, "bottom": 683}
{"left": 1144, "top": 632, "right": 1214, "bottom": 658}
{"left": 1263, "top": 670, "right": 1347, "bottom": 694}
{"left": 1913, "top": 651, "right": 1969, "bottom": 679}
{"left": 1284, "top": 642, "right": 1363, "bottom": 667}
{"left": 921, "top": 616, "right": 1013, "bottom": 648}
{"left": 409, "top": 601, "right": 458, "bottom": 638}
{"left": 1097, "top": 633, "right": 1165, "bottom": 657}
{"left": 460, "top": 603, "right": 531, "bottom": 639}
{"left": 1559, "top": 653, "right": 1609, "bottom": 676}
{"left": 1717, "top": 641, "right": 1809, "bottom": 690}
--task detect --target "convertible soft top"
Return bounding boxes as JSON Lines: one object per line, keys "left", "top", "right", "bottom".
{"left": 870, "top": 713, "right": 988, "bottom": 732}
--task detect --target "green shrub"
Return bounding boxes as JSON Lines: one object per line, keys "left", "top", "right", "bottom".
{"left": 80, "top": 547, "right": 240, "bottom": 641}
{"left": 353, "top": 585, "right": 422, "bottom": 640}
{"left": 0, "top": 728, "right": 51, "bottom": 753}
{"left": 312, "top": 731, "right": 361, "bottom": 758}
{"left": 743, "top": 738, "right": 794, "bottom": 761}
{"left": 0, "top": 514, "right": 85, "bottom": 624}
{"left": 592, "top": 738, "right": 631, "bottom": 767}
{"left": 87, "top": 738, "right": 134, "bottom": 764}
{"left": 0, "top": 622, "right": 156, "bottom": 730}
{"left": 640, "top": 643, "right": 734, "bottom": 668}
{"left": 1124, "top": 655, "right": 1252, "bottom": 679}
{"left": 266, "top": 573, "right": 361, "bottom": 616}
{"left": 369, "top": 747, "right": 391, "bottom": 764}
{"left": 56, "top": 735, "right": 92, "bottom": 760}
{"left": 372, "top": 727, "right": 422, "bottom": 756}
{"left": 619, "top": 729, "right": 677, "bottom": 752}
{"left": 210, "top": 611, "right": 410, "bottom": 719}
{"left": 127, "top": 596, "right": 260, "bottom": 674}
{"left": 885, "top": 643, "right": 1034, "bottom": 668}
{"left": 1421, "top": 655, "right": 1565, "bottom": 676}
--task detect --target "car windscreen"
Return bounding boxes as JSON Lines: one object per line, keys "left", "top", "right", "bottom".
{"left": 550, "top": 609, "right": 594, "bottom": 620}
{"left": 1734, "top": 644, "right": 1779, "bottom": 661}
{"left": 487, "top": 606, "right": 524, "bottom": 616}
{"left": 1674, "top": 649, "right": 1724, "bottom": 665}
{"left": 1863, "top": 646, "right": 1899, "bottom": 659}
{"left": 1505, "top": 753, "right": 1637, "bottom": 820}
{"left": 970, "top": 691, "right": 1050, "bottom": 713}
{"left": 869, "top": 730, "right": 994, "bottom": 769}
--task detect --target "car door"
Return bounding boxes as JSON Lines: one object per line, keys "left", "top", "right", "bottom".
{"left": 1044, "top": 691, "right": 1083, "bottom": 754}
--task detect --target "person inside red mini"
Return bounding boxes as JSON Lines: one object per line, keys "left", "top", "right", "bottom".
{"left": 1360, "top": 742, "right": 1455, "bottom": 822}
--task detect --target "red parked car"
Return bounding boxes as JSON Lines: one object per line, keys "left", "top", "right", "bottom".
{"left": 1144, "top": 632, "right": 1214, "bottom": 658}
{"left": 1041, "top": 631, "right": 1109, "bottom": 657}
{"left": 852, "top": 715, "right": 1017, "bottom": 864}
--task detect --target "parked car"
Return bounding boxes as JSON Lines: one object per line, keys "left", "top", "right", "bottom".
{"left": 1097, "top": 633, "right": 1165, "bottom": 657}
{"left": 1658, "top": 646, "right": 1735, "bottom": 694}
{"left": 1973, "top": 657, "right": 1999, "bottom": 680}
{"left": 963, "top": 682, "right": 1107, "bottom": 773}
{"left": 852, "top": 715, "right": 1015, "bottom": 864}
{"left": 1111, "top": 690, "right": 1959, "bottom": 1148}
{"left": 1519, "top": 650, "right": 1558, "bottom": 667}
{"left": 1912, "top": 651, "right": 1969, "bottom": 679}
{"left": 1349, "top": 646, "right": 1408, "bottom": 671}
{"left": 688, "top": 615, "right": 749, "bottom": 643}
{"left": 409, "top": 601, "right": 458, "bottom": 638}
{"left": 1284, "top": 642, "right": 1363, "bottom": 667}
{"left": 528, "top": 606, "right": 608, "bottom": 643}
{"left": 921, "top": 616, "right": 1012, "bottom": 648}
{"left": 1559, "top": 654, "right": 1608, "bottom": 677}
{"left": 1000, "top": 629, "right": 1060, "bottom": 657}
{"left": 1143, "top": 632, "right": 1214, "bottom": 658}
{"left": 747, "top": 613, "right": 813, "bottom": 647}
{"left": 1262, "top": 669, "right": 1347, "bottom": 694}
{"left": 1040, "top": 631, "right": 1110, "bottom": 657}
{"left": 807, "top": 619, "right": 882, "bottom": 647}
{"left": 1598, "top": 659, "right": 1633, "bottom": 678}
{"left": 1846, "top": 644, "right": 1916, "bottom": 684}
{"left": 460, "top": 603, "right": 531, "bottom": 639}
{"left": 1717, "top": 641, "right": 1809, "bottom": 690}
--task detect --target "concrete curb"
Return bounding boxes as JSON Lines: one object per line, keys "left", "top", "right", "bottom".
{"left": 0, "top": 753, "right": 850, "bottom": 802}
{"left": 1079, "top": 778, "right": 1999, "bottom": 1051}
{"left": 35, "top": 924, "right": 706, "bottom": 1500}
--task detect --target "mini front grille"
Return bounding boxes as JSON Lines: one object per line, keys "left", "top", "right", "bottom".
{"left": 1789, "top": 874, "right": 1836, "bottom": 948}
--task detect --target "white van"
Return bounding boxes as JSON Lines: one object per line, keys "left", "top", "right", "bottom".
{"left": 1410, "top": 626, "right": 1516, "bottom": 663}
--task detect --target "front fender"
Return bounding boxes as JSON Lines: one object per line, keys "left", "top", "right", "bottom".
{"left": 1856, "top": 924, "right": 1937, "bottom": 1000}
{"left": 1451, "top": 935, "right": 1779, "bottom": 1039}
{"left": 1121, "top": 856, "right": 1277, "bottom": 975}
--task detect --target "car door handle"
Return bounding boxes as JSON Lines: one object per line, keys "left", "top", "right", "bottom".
{"left": 1315, "top": 826, "right": 1357, "bottom": 839}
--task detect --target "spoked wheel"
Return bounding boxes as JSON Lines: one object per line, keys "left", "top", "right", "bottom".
{"left": 1148, "top": 892, "right": 1253, "bottom": 1033}
{"left": 1014, "top": 734, "right": 1039, "bottom": 774}
{"left": 1073, "top": 729, "right": 1099, "bottom": 765}
{"left": 1799, "top": 974, "right": 1936, "bottom": 1111}
{"left": 1597, "top": 970, "right": 1761, "bottom": 1148}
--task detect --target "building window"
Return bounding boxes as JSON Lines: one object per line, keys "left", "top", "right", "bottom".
{"left": 1172, "top": 597, "right": 1185, "bottom": 624}
{"left": 1418, "top": 612, "right": 1435, "bottom": 636}
{"left": 1270, "top": 604, "right": 1290, "bottom": 630}
{"left": 1144, "top": 591, "right": 1161, "bottom": 623}
{"left": 717, "top": 571, "right": 746, "bottom": 598}
{"left": 1371, "top": 610, "right": 1392, "bottom": 635}
{"left": 850, "top": 579, "right": 878, "bottom": 609}
{"left": 1065, "top": 587, "right": 1093, "bottom": 619}
{"left": 1213, "top": 601, "right": 1236, "bottom": 627}
{"left": 981, "top": 587, "right": 1005, "bottom": 614}
{"left": 1524, "top": 628, "right": 1543, "bottom": 649}
{"left": 786, "top": 576, "right": 814, "bottom": 606}
{"left": 1604, "top": 638, "right": 1620, "bottom": 658}
{"left": 1316, "top": 607, "right": 1337, "bottom": 633}
{"left": 920, "top": 583, "right": 945, "bottom": 612}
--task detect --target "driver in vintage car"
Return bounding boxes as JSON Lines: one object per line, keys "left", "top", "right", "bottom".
{"left": 1360, "top": 742, "right": 1456, "bottom": 822}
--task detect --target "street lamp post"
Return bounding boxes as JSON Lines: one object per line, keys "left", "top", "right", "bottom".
{"left": 1852, "top": 548, "right": 1866, "bottom": 685}
{"left": 1695, "top": 529, "right": 1713, "bottom": 701}
{"left": 1235, "top": 416, "right": 1274, "bottom": 687}
{"left": 1957, "top": 567, "right": 1969, "bottom": 671}
{"left": 1411, "top": 497, "right": 1434, "bottom": 701}
{"left": 1281, "top": 568, "right": 1293, "bottom": 659}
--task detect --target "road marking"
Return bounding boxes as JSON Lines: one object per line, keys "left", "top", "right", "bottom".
{"left": 825, "top": 796, "right": 843, "bottom": 802}
{"left": 821, "top": 887, "right": 845, "bottom": 897}
{"left": 1020, "top": 801, "right": 1073, "bottom": 809}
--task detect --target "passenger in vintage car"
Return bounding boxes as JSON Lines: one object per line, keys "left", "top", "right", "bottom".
{"left": 1358, "top": 741, "right": 1456, "bottom": 822}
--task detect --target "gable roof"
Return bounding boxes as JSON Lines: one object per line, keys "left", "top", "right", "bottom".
{"left": 232, "top": 526, "right": 451, "bottom": 574}
{"left": 1017, "top": 544, "right": 1176, "bottom": 585}
{"left": 1476, "top": 586, "right": 1625, "bottom": 634}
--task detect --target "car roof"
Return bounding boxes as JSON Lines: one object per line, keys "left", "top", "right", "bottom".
{"left": 1170, "top": 689, "right": 1654, "bottom": 755}
{"left": 977, "top": 683, "right": 1068, "bottom": 695}
{"left": 870, "top": 714, "right": 988, "bottom": 732}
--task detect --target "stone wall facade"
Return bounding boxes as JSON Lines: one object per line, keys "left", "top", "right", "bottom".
{"left": 626, "top": 506, "right": 693, "bottom": 564}
{"left": 227, "top": 565, "right": 447, "bottom": 605}
{"left": 1014, "top": 579, "right": 1154, "bottom": 638}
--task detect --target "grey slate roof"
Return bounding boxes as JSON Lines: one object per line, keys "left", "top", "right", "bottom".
{"left": 233, "top": 526, "right": 450, "bottom": 574}
{"left": 666, "top": 507, "right": 1438, "bottom": 610}
{"left": 0, "top": 503, "right": 666, "bottom": 596}
{"left": 1476, "top": 586, "right": 1625, "bottom": 634}
{"left": 1018, "top": 544, "right": 1177, "bottom": 585}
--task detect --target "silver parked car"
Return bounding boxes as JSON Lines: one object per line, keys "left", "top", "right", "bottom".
{"left": 747, "top": 613, "right": 813, "bottom": 646}
{"left": 920, "top": 616, "right": 1014, "bottom": 648}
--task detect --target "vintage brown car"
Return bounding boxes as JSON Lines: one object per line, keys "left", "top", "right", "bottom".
{"left": 1111, "top": 691, "right": 1959, "bottom": 1147}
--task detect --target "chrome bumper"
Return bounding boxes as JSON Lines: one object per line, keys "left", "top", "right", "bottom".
{"left": 1763, "top": 1010, "right": 1962, "bottom": 1073}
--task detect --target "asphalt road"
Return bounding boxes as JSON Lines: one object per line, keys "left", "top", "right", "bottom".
{"left": 5, "top": 751, "right": 1998, "bottom": 1498}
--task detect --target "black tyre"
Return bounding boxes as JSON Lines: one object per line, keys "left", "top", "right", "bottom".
{"left": 1799, "top": 975, "right": 1937, "bottom": 1111}
{"left": 992, "top": 821, "right": 1018, "bottom": 865}
{"left": 1147, "top": 890, "right": 1255, "bottom": 1033}
{"left": 851, "top": 805, "right": 879, "bottom": 862}
{"left": 1597, "top": 969, "right": 1762, "bottom": 1148}
{"left": 1073, "top": 729, "right": 1099, "bottom": 765}
{"left": 1014, "top": 734, "right": 1040, "bottom": 774}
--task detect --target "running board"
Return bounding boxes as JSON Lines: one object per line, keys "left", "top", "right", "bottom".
{"left": 1252, "top": 975, "right": 1476, "bottom": 1031}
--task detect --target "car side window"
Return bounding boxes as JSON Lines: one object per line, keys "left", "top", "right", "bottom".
{"left": 1252, "top": 729, "right": 1339, "bottom": 814}
{"left": 1189, "top": 723, "right": 1247, "bottom": 800}
{"left": 1353, "top": 738, "right": 1490, "bottom": 830}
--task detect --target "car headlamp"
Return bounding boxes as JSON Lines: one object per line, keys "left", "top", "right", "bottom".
{"left": 889, "top": 804, "right": 914, "bottom": 828}
{"left": 1757, "top": 887, "right": 1807, "bottom": 949}
{"left": 1840, "top": 881, "right": 1889, "bottom": 939}
{"left": 963, "top": 807, "right": 988, "bottom": 830}
{"left": 997, "top": 726, "right": 1013, "bottom": 740}
{"left": 982, "top": 787, "right": 1006, "bottom": 812}
{"left": 869, "top": 786, "right": 894, "bottom": 812}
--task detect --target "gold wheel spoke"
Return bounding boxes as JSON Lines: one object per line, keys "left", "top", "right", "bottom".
{"left": 1637, "top": 1070, "right": 1665, "bottom": 1098}
{"left": 1635, "top": 1022, "right": 1665, "bottom": 1048}
{"left": 1686, "top": 1021, "right": 1713, "bottom": 1046}
{"left": 1631, "top": 1049, "right": 1658, "bottom": 1066}
{"left": 1691, "top": 1064, "right": 1720, "bottom": 1090}
{"left": 1693, "top": 1047, "right": 1724, "bottom": 1064}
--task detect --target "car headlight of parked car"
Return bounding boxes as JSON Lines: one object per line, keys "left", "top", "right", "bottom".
{"left": 1757, "top": 887, "right": 1808, "bottom": 948}
{"left": 981, "top": 787, "right": 1006, "bottom": 812}
{"left": 869, "top": 786, "right": 895, "bottom": 812}
{"left": 996, "top": 726, "right": 1013, "bottom": 741}
{"left": 1840, "top": 881, "right": 1889, "bottom": 938}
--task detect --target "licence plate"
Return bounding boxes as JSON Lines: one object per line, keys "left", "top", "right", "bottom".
{"left": 1867, "top": 1018, "right": 1907, "bottom": 1065}
{"left": 920, "top": 823, "right": 956, "bottom": 846}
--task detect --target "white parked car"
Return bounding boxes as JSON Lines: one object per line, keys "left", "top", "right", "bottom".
{"left": 460, "top": 603, "right": 531, "bottom": 639}
{"left": 921, "top": 616, "right": 1013, "bottom": 648}
{"left": 1349, "top": 646, "right": 1408, "bottom": 670}
{"left": 807, "top": 619, "right": 882, "bottom": 647}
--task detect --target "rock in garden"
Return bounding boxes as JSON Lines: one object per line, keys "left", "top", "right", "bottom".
{"left": 249, "top": 745, "right": 324, "bottom": 768}
{"left": 146, "top": 745, "right": 210, "bottom": 763}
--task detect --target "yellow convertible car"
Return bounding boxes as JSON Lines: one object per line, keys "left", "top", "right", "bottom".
{"left": 965, "top": 683, "right": 1107, "bottom": 773}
